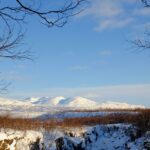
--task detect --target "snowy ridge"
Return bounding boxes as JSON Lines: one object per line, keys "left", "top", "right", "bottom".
{"left": 24, "top": 97, "right": 41, "bottom": 103}
{"left": 66, "top": 96, "right": 97, "bottom": 107}
{"left": 0, "top": 96, "right": 145, "bottom": 109}
{"left": 0, "top": 97, "right": 31, "bottom": 106}
{"left": 49, "top": 96, "right": 66, "bottom": 106}
{"left": 24, "top": 96, "right": 98, "bottom": 108}
{"left": 24, "top": 96, "right": 144, "bottom": 109}
{"left": 98, "top": 101, "right": 145, "bottom": 109}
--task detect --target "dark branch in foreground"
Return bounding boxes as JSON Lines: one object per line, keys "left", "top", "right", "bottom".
{"left": 0, "top": 0, "right": 86, "bottom": 60}
{"left": 141, "top": 0, "right": 150, "bottom": 7}
{"left": 0, "top": 0, "right": 87, "bottom": 91}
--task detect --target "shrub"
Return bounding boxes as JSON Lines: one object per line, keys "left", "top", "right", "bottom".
{"left": 135, "top": 109, "right": 150, "bottom": 134}
{"left": 0, "top": 109, "right": 149, "bottom": 132}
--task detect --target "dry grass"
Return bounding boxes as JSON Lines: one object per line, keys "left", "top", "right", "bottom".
{"left": 0, "top": 109, "right": 149, "bottom": 133}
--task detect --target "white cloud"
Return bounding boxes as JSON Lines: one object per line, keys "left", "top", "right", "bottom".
{"left": 79, "top": 0, "right": 149, "bottom": 32}
{"left": 95, "top": 18, "right": 134, "bottom": 31}
{"left": 85, "top": 0, "right": 123, "bottom": 18}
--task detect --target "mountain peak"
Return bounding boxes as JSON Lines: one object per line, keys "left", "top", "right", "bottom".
{"left": 50, "top": 96, "right": 66, "bottom": 105}
{"left": 67, "top": 96, "right": 98, "bottom": 108}
{"left": 23, "top": 96, "right": 145, "bottom": 109}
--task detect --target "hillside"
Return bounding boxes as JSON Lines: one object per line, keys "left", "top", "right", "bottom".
{"left": 24, "top": 96, "right": 145, "bottom": 109}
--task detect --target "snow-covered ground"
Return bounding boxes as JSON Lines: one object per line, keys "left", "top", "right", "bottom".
{"left": 0, "top": 124, "right": 149, "bottom": 150}
{"left": 0, "top": 97, "right": 149, "bottom": 149}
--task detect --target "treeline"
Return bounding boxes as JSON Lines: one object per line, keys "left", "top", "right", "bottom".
{"left": 0, "top": 109, "right": 149, "bottom": 133}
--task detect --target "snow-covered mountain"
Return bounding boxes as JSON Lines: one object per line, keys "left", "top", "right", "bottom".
{"left": 50, "top": 96, "right": 66, "bottom": 105}
{"left": 27, "top": 97, "right": 50, "bottom": 105}
{"left": 0, "top": 96, "right": 145, "bottom": 118}
{"left": 25, "top": 96, "right": 66, "bottom": 106}
{"left": 65, "top": 97, "right": 98, "bottom": 107}
{"left": 0, "top": 96, "right": 145, "bottom": 109}
{"left": 24, "top": 96, "right": 145, "bottom": 109}
{"left": 98, "top": 101, "right": 145, "bottom": 109}
{"left": 0, "top": 97, "right": 31, "bottom": 106}
{"left": 25, "top": 96, "right": 98, "bottom": 108}
{"left": 24, "top": 97, "right": 41, "bottom": 103}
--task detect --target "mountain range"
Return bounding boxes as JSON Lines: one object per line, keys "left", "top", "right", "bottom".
{"left": 0, "top": 96, "right": 145, "bottom": 109}
{"left": 23, "top": 96, "right": 145, "bottom": 109}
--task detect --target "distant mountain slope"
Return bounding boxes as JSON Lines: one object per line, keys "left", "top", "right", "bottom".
{"left": 0, "top": 96, "right": 145, "bottom": 119}
{"left": 50, "top": 96, "right": 66, "bottom": 106}
{"left": 0, "top": 97, "right": 31, "bottom": 106}
{"left": 24, "top": 96, "right": 145, "bottom": 109}
{"left": 98, "top": 101, "right": 145, "bottom": 109}
{"left": 25, "top": 96, "right": 98, "bottom": 107}
{"left": 0, "top": 96, "right": 145, "bottom": 109}
{"left": 66, "top": 97, "right": 98, "bottom": 107}
{"left": 24, "top": 97, "right": 41, "bottom": 103}
{"left": 25, "top": 96, "right": 66, "bottom": 106}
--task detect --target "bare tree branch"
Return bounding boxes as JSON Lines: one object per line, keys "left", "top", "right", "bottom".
{"left": 141, "top": 0, "right": 150, "bottom": 7}
{"left": 0, "top": 81, "right": 11, "bottom": 94}
{"left": 0, "top": 0, "right": 87, "bottom": 92}
{"left": 0, "top": 0, "right": 86, "bottom": 29}
{"left": 0, "top": 31, "right": 32, "bottom": 60}
{"left": 130, "top": 1, "right": 150, "bottom": 51}
{"left": 0, "top": 0, "right": 86, "bottom": 59}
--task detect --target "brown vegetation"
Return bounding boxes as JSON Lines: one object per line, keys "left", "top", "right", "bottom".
{"left": 135, "top": 109, "right": 150, "bottom": 133}
{"left": 0, "top": 109, "right": 149, "bottom": 133}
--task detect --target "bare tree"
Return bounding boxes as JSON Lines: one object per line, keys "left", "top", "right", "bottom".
{"left": 131, "top": 0, "right": 150, "bottom": 51}
{"left": 0, "top": 0, "right": 86, "bottom": 91}
{"left": 141, "top": 0, "right": 150, "bottom": 7}
{"left": 130, "top": 27, "right": 150, "bottom": 52}
{"left": 0, "top": 0, "right": 86, "bottom": 60}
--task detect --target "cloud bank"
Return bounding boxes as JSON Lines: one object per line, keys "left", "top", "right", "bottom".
{"left": 79, "top": 0, "right": 149, "bottom": 31}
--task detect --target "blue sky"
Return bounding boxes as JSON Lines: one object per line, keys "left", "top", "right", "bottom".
{"left": 1, "top": 0, "right": 150, "bottom": 106}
